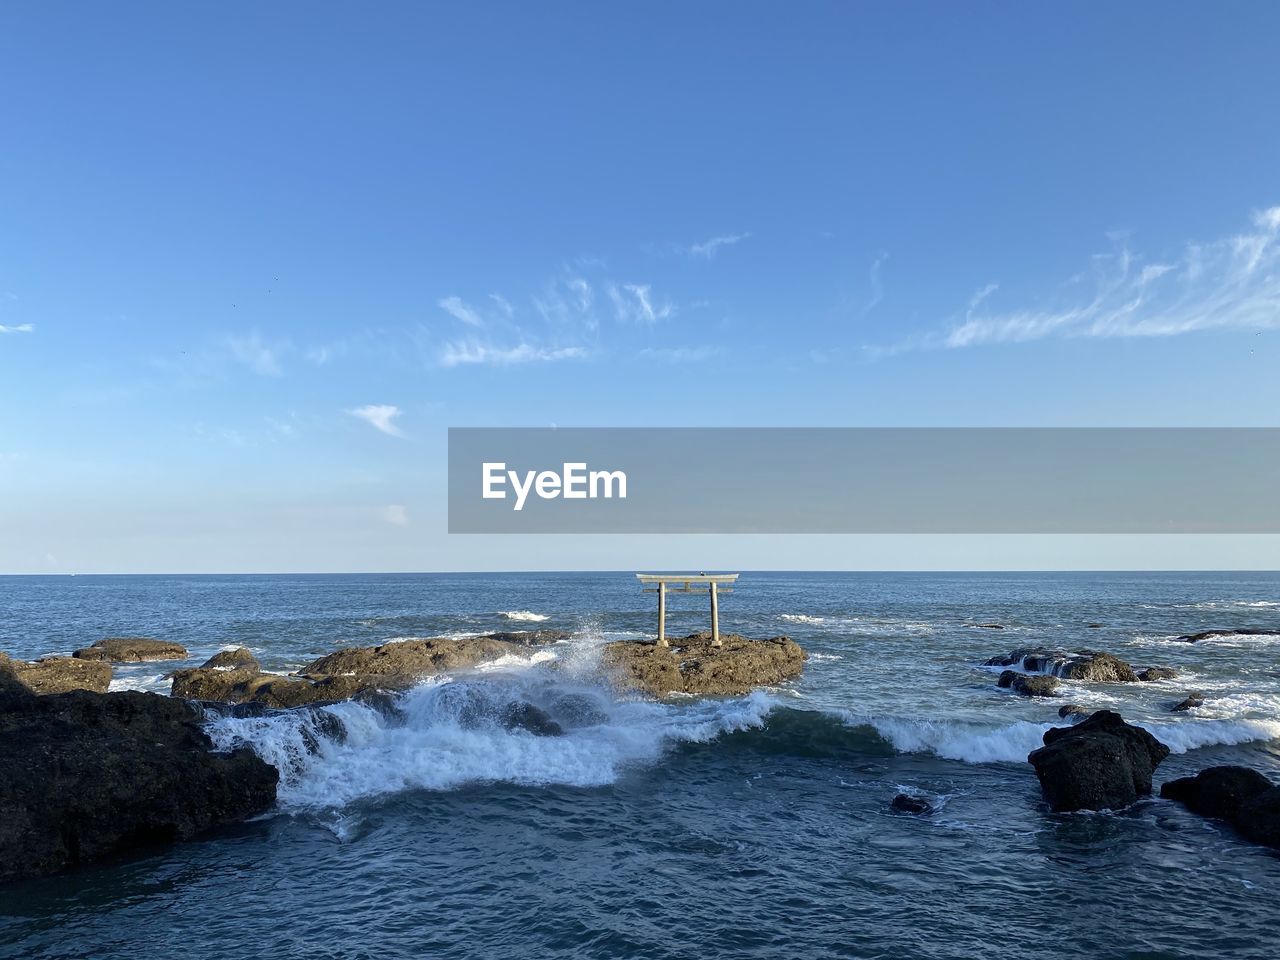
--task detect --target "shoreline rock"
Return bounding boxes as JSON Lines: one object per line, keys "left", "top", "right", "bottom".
{"left": 997, "top": 669, "right": 1060, "bottom": 697}
{"left": 1137, "top": 666, "right": 1178, "bottom": 682}
{"left": 600, "top": 632, "right": 806, "bottom": 697}
{"left": 1172, "top": 692, "right": 1205, "bottom": 712}
{"left": 1161, "top": 766, "right": 1280, "bottom": 849}
{"left": 199, "top": 647, "right": 260, "bottom": 671}
{"left": 0, "top": 652, "right": 111, "bottom": 695}
{"left": 1027, "top": 710, "right": 1169, "bottom": 812}
{"left": 74, "top": 637, "right": 189, "bottom": 662}
{"left": 1177, "top": 628, "right": 1280, "bottom": 643}
{"left": 986, "top": 648, "right": 1139, "bottom": 682}
{"left": 0, "top": 681, "right": 276, "bottom": 883}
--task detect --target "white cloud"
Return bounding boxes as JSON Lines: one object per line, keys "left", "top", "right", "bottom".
{"left": 0, "top": 323, "right": 34, "bottom": 334}
{"left": 379, "top": 504, "right": 410, "bottom": 527}
{"left": 639, "top": 345, "right": 722, "bottom": 362}
{"left": 875, "top": 205, "right": 1280, "bottom": 354}
{"left": 227, "top": 332, "right": 284, "bottom": 375}
{"left": 348, "top": 404, "right": 404, "bottom": 437}
{"left": 439, "top": 295, "right": 485, "bottom": 327}
{"left": 863, "top": 253, "right": 889, "bottom": 315}
{"left": 438, "top": 340, "right": 588, "bottom": 367}
{"left": 609, "top": 283, "right": 674, "bottom": 324}
{"left": 687, "top": 232, "right": 752, "bottom": 259}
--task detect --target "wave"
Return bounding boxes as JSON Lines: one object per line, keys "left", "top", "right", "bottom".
{"left": 499, "top": 610, "right": 550, "bottom": 622}
{"left": 1146, "top": 718, "right": 1280, "bottom": 753}
{"left": 779, "top": 614, "right": 827, "bottom": 625}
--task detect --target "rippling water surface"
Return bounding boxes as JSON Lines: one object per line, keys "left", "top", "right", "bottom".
{"left": 2, "top": 572, "right": 1279, "bottom": 959}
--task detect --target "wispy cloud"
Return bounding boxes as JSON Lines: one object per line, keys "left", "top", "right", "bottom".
{"left": 227, "top": 332, "right": 285, "bottom": 375}
{"left": 876, "top": 206, "right": 1280, "bottom": 355}
{"left": 609, "top": 283, "right": 674, "bottom": 324}
{"left": 438, "top": 341, "right": 588, "bottom": 367}
{"left": 379, "top": 504, "right": 410, "bottom": 526}
{"left": 0, "top": 323, "right": 34, "bottom": 334}
{"left": 639, "top": 345, "right": 723, "bottom": 362}
{"left": 438, "top": 296, "right": 485, "bottom": 327}
{"left": 863, "top": 252, "right": 889, "bottom": 315}
{"left": 348, "top": 404, "right": 404, "bottom": 437}
{"left": 687, "top": 232, "right": 752, "bottom": 259}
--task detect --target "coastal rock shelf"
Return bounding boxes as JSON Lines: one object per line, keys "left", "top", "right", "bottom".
{"left": 0, "top": 652, "right": 111, "bottom": 695}
{"left": 0, "top": 678, "right": 277, "bottom": 883}
{"left": 601, "top": 632, "right": 806, "bottom": 697}
{"left": 170, "top": 631, "right": 571, "bottom": 707}
{"left": 73, "top": 637, "right": 189, "bottom": 662}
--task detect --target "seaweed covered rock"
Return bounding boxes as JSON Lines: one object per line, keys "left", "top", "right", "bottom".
{"left": 0, "top": 685, "right": 277, "bottom": 883}
{"left": 600, "top": 632, "right": 806, "bottom": 697}
{"left": 1027, "top": 710, "right": 1169, "bottom": 812}
{"left": 74, "top": 637, "right": 188, "bottom": 662}
{"left": 0, "top": 651, "right": 111, "bottom": 694}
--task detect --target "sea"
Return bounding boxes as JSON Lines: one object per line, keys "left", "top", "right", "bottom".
{"left": 1, "top": 571, "right": 1278, "bottom": 960}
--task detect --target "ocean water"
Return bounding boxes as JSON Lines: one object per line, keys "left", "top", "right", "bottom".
{"left": 1, "top": 571, "right": 1279, "bottom": 959}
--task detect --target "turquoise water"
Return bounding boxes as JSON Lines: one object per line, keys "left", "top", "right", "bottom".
{"left": 2, "top": 572, "right": 1279, "bottom": 959}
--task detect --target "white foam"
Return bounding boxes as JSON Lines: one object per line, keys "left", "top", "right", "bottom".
{"left": 867, "top": 716, "right": 1057, "bottom": 764}
{"left": 206, "top": 676, "right": 777, "bottom": 810}
{"left": 499, "top": 611, "right": 550, "bottom": 622}
{"left": 473, "top": 650, "right": 559, "bottom": 671}
{"left": 1147, "top": 718, "right": 1280, "bottom": 753}
{"left": 780, "top": 614, "right": 826, "bottom": 625}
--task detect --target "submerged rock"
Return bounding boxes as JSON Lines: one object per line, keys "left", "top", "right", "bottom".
{"left": 74, "top": 637, "right": 189, "bottom": 662}
{"left": 1138, "top": 666, "right": 1178, "bottom": 682}
{"left": 1177, "top": 628, "right": 1280, "bottom": 643}
{"left": 996, "top": 669, "right": 1060, "bottom": 697}
{"left": 0, "top": 652, "right": 111, "bottom": 695}
{"left": 1172, "top": 692, "right": 1205, "bottom": 712}
{"left": 1161, "top": 766, "right": 1280, "bottom": 850}
{"left": 1058, "top": 703, "right": 1089, "bottom": 720}
{"left": 1027, "top": 710, "right": 1169, "bottom": 812}
{"left": 601, "top": 632, "right": 806, "bottom": 697}
{"left": 199, "top": 647, "right": 260, "bottom": 671}
{"left": 0, "top": 684, "right": 276, "bottom": 883}
{"left": 890, "top": 793, "right": 933, "bottom": 814}
{"left": 985, "top": 648, "right": 1138, "bottom": 683}
{"left": 967, "top": 623, "right": 1005, "bottom": 629}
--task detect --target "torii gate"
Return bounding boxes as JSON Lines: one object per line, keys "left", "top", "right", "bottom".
{"left": 636, "top": 573, "right": 739, "bottom": 648}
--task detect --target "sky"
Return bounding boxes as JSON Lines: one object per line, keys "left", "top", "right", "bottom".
{"left": 2, "top": 1, "right": 1279, "bottom": 573}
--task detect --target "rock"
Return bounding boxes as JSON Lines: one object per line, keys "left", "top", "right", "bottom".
{"left": 1237, "top": 787, "right": 1280, "bottom": 849}
{"left": 968, "top": 623, "right": 1005, "bottom": 629}
{"left": 1086, "top": 623, "right": 1104, "bottom": 629}
{"left": 74, "top": 637, "right": 188, "bottom": 662}
{"left": 1058, "top": 703, "right": 1088, "bottom": 719}
{"left": 0, "top": 686, "right": 277, "bottom": 882}
{"left": 170, "top": 666, "right": 411, "bottom": 709}
{"left": 1027, "top": 710, "right": 1170, "bottom": 812}
{"left": 600, "top": 632, "right": 806, "bottom": 697}
{"left": 1160, "top": 766, "right": 1274, "bottom": 821}
{"left": 890, "top": 793, "right": 933, "bottom": 814}
{"left": 985, "top": 648, "right": 1137, "bottom": 682}
{"left": 300, "top": 632, "right": 565, "bottom": 678}
{"left": 1011, "top": 674, "right": 1060, "bottom": 697}
{"left": 0, "top": 652, "right": 111, "bottom": 694}
{"left": 499, "top": 702, "right": 563, "bottom": 737}
{"left": 1138, "top": 666, "right": 1178, "bottom": 682}
{"left": 1172, "top": 692, "right": 1205, "bottom": 712}
{"left": 996, "top": 669, "right": 1018, "bottom": 688}
{"left": 199, "top": 647, "right": 259, "bottom": 671}
{"left": 1177, "top": 628, "right": 1280, "bottom": 643}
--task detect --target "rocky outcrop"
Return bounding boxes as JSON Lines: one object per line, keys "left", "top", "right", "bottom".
{"left": 0, "top": 683, "right": 277, "bottom": 883}
{"left": 601, "top": 633, "right": 806, "bottom": 697}
{"left": 1177, "top": 628, "right": 1280, "bottom": 643}
{"left": 199, "top": 647, "right": 259, "bottom": 670}
{"left": 997, "top": 670, "right": 1060, "bottom": 697}
{"left": 985, "top": 648, "right": 1139, "bottom": 682}
{"left": 967, "top": 623, "right": 1005, "bottom": 629}
{"left": 1138, "top": 666, "right": 1178, "bottom": 681}
{"left": 0, "top": 652, "right": 111, "bottom": 694}
{"left": 1161, "top": 766, "right": 1280, "bottom": 849}
{"left": 890, "top": 793, "right": 933, "bottom": 814}
{"left": 1027, "top": 710, "right": 1170, "bottom": 812}
{"left": 1058, "top": 703, "right": 1089, "bottom": 719}
{"left": 170, "top": 632, "right": 570, "bottom": 707}
{"left": 1172, "top": 692, "right": 1205, "bottom": 712}
{"left": 74, "top": 637, "right": 189, "bottom": 662}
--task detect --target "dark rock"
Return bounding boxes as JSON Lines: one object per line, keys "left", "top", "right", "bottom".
{"left": 601, "top": 632, "right": 806, "bottom": 697}
{"left": 74, "top": 637, "right": 188, "bottom": 662}
{"left": 997, "top": 669, "right": 1018, "bottom": 688}
{"left": 984, "top": 648, "right": 1138, "bottom": 682}
{"left": 301, "top": 633, "right": 563, "bottom": 679}
{"left": 890, "top": 793, "right": 933, "bottom": 814}
{"left": 0, "top": 652, "right": 111, "bottom": 694}
{"left": 199, "top": 647, "right": 259, "bottom": 671}
{"left": 1237, "top": 787, "right": 1280, "bottom": 849}
{"left": 499, "top": 702, "right": 564, "bottom": 737}
{"left": 1138, "top": 667, "right": 1178, "bottom": 682}
{"left": 0, "top": 688, "right": 277, "bottom": 883}
{"left": 1011, "top": 674, "right": 1060, "bottom": 698}
{"left": 1086, "top": 623, "right": 1104, "bottom": 629}
{"left": 1058, "top": 703, "right": 1088, "bottom": 719}
{"left": 1027, "top": 710, "right": 1170, "bottom": 812}
{"left": 171, "top": 666, "right": 413, "bottom": 708}
{"left": 968, "top": 623, "right": 1005, "bottom": 629}
{"left": 1172, "top": 692, "right": 1205, "bottom": 712}
{"left": 1161, "top": 766, "right": 1274, "bottom": 821}
{"left": 1177, "top": 628, "right": 1280, "bottom": 643}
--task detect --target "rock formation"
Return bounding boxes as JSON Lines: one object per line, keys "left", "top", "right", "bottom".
{"left": 1027, "top": 710, "right": 1169, "bottom": 812}
{"left": 74, "top": 637, "right": 189, "bottom": 662}
{"left": 0, "top": 651, "right": 111, "bottom": 694}
{"left": 1161, "top": 766, "right": 1280, "bottom": 849}
{"left": 601, "top": 632, "right": 806, "bottom": 697}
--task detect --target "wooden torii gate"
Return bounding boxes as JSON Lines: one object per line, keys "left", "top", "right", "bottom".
{"left": 637, "top": 573, "right": 739, "bottom": 648}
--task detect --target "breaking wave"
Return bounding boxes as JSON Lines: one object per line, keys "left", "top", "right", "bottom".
{"left": 499, "top": 610, "right": 550, "bottom": 622}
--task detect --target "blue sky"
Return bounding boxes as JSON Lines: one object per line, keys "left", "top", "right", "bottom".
{"left": 2, "top": 1, "right": 1279, "bottom": 573}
